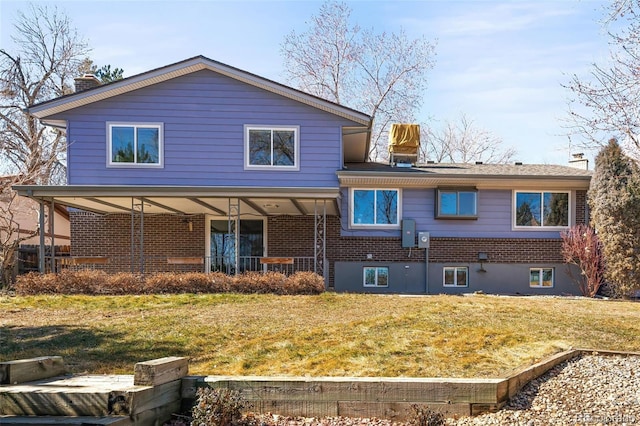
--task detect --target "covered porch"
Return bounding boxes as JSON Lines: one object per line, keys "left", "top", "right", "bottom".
{"left": 13, "top": 185, "right": 339, "bottom": 283}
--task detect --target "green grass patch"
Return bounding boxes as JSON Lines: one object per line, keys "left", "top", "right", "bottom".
{"left": 1, "top": 293, "right": 639, "bottom": 377}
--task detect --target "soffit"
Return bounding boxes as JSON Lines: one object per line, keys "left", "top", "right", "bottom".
{"left": 13, "top": 185, "right": 341, "bottom": 216}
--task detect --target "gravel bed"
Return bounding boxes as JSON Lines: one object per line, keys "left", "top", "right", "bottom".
{"left": 450, "top": 353, "right": 640, "bottom": 425}
{"left": 231, "top": 354, "right": 640, "bottom": 426}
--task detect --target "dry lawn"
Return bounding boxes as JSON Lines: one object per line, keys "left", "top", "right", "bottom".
{"left": 1, "top": 293, "right": 639, "bottom": 378}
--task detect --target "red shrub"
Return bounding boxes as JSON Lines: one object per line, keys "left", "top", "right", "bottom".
{"left": 561, "top": 225, "right": 605, "bottom": 297}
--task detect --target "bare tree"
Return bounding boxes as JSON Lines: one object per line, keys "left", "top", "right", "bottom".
{"left": 564, "top": 0, "right": 640, "bottom": 158}
{"left": 561, "top": 224, "right": 604, "bottom": 297}
{"left": 423, "top": 113, "right": 517, "bottom": 163}
{"left": 0, "top": 174, "right": 53, "bottom": 286}
{"left": 281, "top": 1, "right": 436, "bottom": 161}
{"left": 0, "top": 4, "right": 89, "bottom": 286}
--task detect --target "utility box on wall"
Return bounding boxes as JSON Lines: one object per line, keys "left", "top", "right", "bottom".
{"left": 401, "top": 219, "right": 416, "bottom": 248}
{"left": 418, "top": 231, "right": 430, "bottom": 248}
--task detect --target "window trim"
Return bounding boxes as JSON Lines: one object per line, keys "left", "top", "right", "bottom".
{"left": 107, "top": 122, "right": 164, "bottom": 168}
{"left": 443, "top": 266, "right": 469, "bottom": 287}
{"left": 435, "top": 188, "right": 478, "bottom": 219}
{"left": 529, "top": 267, "right": 554, "bottom": 288}
{"left": 244, "top": 125, "right": 300, "bottom": 171}
{"left": 363, "top": 266, "right": 389, "bottom": 287}
{"left": 513, "top": 190, "right": 571, "bottom": 230}
{"left": 349, "top": 188, "right": 402, "bottom": 229}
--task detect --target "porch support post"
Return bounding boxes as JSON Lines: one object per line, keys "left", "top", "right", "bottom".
{"left": 38, "top": 201, "right": 45, "bottom": 273}
{"left": 49, "top": 199, "right": 55, "bottom": 273}
{"left": 228, "top": 198, "right": 240, "bottom": 275}
{"left": 314, "top": 200, "right": 327, "bottom": 284}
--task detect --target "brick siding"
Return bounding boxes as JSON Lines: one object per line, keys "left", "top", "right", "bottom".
{"left": 268, "top": 215, "right": 564, "bottom": 287}
{"left": 70, "top": 212, "right": 204, "bottom": 273}
{"left": 575, "top": 190, "right": 587, "bottom": 225}
{"left": 71, "top": 207, "right": 571, "bottom": 282}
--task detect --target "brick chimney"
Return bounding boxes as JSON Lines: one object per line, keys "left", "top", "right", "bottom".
{"left": 569, "top": 153, "right": 589, "bottom": 170}
{"left": 74, "top": 74, "right": 101, "bottom": 92}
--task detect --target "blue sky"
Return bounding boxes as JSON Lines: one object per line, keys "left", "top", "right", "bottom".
{"left": 0, "top": 0, "right": 610, "bottom": 166}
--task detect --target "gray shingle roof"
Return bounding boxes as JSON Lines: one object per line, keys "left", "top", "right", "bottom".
{"left": 341, "top": 162, "right": 592, "bottom": 178}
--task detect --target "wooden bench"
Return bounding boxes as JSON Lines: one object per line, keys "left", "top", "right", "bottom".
{"left": 260, "top": 257, "right": 294, "bottom": 272}
{"left": 166, "top": 257, "right": 204, "bottom": 265}
{"left": 59, "top": 256, "right": 109, "bottom": 266}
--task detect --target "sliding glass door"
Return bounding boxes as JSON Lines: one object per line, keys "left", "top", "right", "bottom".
{"left": 210, "top": 220, "right": 264, "bottom": 273}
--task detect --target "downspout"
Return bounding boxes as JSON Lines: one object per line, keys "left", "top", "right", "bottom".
{"left": 425, "top": 245, "right": 429, "bottom": 294}
{"left": 38, "top": 201, "right": 45, "bottom": 273}
{"left": 130, "top": 198, "right": 135, "bottom": 274}
{"left": 140, "top": 198, "right": 145, "bottom": 274}
{"left": 50, "top": 199, "right": 55, "bottom": 273}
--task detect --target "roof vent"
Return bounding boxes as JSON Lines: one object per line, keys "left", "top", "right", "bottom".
{"left": 427, "top": 160, "right": 435, "bottom": 164}
{"left": 515, "top": 162, "right": 523, "bottom": 166}
{"left": 388, "top": 123, "right": 420, "bottom": 167}
{"left": 475, "top": 161, "right": 483, "bottom": 165}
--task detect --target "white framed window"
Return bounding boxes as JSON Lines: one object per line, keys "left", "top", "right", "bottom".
{"left": 107, "top": 122, "right": 163, "bottom": 167}
{"left": 436, "top": 188, "right": 478, "bottom": 219}
{"left": 530, "top": 268, "right": 554, "bottom": 288}
{"left": 443, "top": 266, "right": 468, "bottom": 287}
{"left": 244, "top": 125, "right": 300, "bottom": 170}
{"left": 514, "top": 191, "right": 570, "bottom": 229}
{"left": 363, "top": 266, "right": 389, "bottom": 287}
{"left": 350, "top": 188, "right": 401, "bottom": 228}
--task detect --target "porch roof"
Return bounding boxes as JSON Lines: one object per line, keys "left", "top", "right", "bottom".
{"left": 12, "top": 185, "right": 341, "bottom": 216}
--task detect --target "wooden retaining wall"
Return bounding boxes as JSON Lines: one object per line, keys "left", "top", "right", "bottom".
{"left": 183, "top": 349, "right": 588, "bottom": 421}
{"left": 4, "top": 349, "right": 638, "bottom": 423}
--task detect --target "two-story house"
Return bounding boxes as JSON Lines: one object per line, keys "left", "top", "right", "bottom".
{"left": 15, "top": 55, "right": 592, "bottom": 295}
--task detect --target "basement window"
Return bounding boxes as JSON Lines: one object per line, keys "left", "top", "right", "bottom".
{"left": 530, "top": 268, "right": 554, "bottom": 288}
{"left": 443, "top": 266, "right": 468, "bottom": 287}
{"left": 363, "top": 266, "right": 389, "bottom": 287}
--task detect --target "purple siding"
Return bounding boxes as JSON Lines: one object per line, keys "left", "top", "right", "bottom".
{"left": 341, "top": 188, "right": 572, "bottom": 239}
{"left": 59, "top": 70, "right": 360, "bottom": 187}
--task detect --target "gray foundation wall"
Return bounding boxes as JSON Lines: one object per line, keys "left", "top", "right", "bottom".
{"left": 334, "top": 262, "right": 581, "bottom": 296}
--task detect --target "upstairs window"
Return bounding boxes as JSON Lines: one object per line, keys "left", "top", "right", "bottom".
{"left": 514, "top": 191, "right": 569, "bottom": 228}
{"left": 108, "top": 123, "right": 163, "bottom": 167}
{"left": 436, "top": 189, "right": 477, "bottom": 219}
{"left": 351, "top": 189, "right": 400, "bottom": 227}
{"left": 245, "top": 126, "right": 299, "bottom": 170}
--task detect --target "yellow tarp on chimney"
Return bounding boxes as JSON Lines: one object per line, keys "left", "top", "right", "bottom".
{"left": 388, "top": 123, "right": 420, "bottom": 154}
